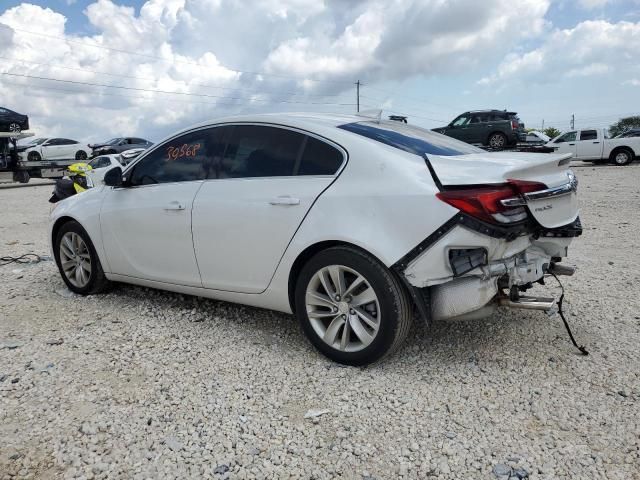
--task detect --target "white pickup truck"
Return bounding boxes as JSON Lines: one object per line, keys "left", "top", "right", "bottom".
{"left": 546, "top": 128, "right": 639, "bottom": 165}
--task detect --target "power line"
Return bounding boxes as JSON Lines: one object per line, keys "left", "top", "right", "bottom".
{"left": 0, "top": 79, "right": 358, "bottom": 113}
{"left": 362, "top": 84, "right": 462, "bottom": 113}
{"left": 0, "top": 71, "right": 356, "bottom": 106}
{"left": 0, "top": 56, "right": 349, "bottom": 99}
{"left": 2, "top": 25, "right": 353, "bottom": 85}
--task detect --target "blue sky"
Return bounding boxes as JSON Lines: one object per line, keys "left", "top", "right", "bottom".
{"left": 0, "top": 0, "right": 639, "bottom": 141}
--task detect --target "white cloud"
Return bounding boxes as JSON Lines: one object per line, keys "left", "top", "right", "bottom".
{"left": 0, "top": 0, "right": 552, "bottom": 141}
{"left": 478, "top": 20, "right": 640, "bottom": 86}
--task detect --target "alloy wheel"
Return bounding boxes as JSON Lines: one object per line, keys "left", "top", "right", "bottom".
{"left": 59, "top": 232, "right": 92, "bottom": 288}
{"left": 8, "top": 123, "right": 21, "bottom": 133}
{"left": 305, "top": 265, "right": 381, "bottom": 352}
{"left": 489, "top": 134, "right": 505, "bottom": 148}
{"left": 615, "top": 152, "right": 630, "bottom": 165}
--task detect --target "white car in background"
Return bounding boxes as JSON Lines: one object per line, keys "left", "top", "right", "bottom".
{"left": 86, "top": 149, "right": 144, "bottom": 185}
{"left": 50, "top": 113, "right": 581, "bottom": 365}
{"left": 525, "top": 130, "right": 550, "bottom": 144}
{"left": 17, "top": 137, "right": 90, "bottom": 162}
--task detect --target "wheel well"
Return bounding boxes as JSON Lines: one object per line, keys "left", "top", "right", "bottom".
{"left": 609, "top": 146, "right": 634, "bottom": 160}
{"left": 51, "top": 216, "right": 76, "bottom": 246}
{"left": 287, "top": 240, "right": 400, "bottom": 314}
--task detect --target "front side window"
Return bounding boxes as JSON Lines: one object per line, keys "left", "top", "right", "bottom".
{"left": 220, "top": 125, "right": 305, "bottom": 178}
{"left": 554, "top": 132, "right": 577, "bottom": 143}
{"left": 128, "top": 128, "right": 225, "bottom": 185}
{"left": 451, "top": 115, "right": 471, "bottom": 127}
{"left": 579, "top": 130, "right": 598, "bottom": 141}
{"left": 338, "top": 121, "right": 484, "bottom": 157}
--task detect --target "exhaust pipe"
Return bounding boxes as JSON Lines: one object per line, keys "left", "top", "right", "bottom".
{"left": 498, "top": 295, "right": 556, "bottom": 311}
{"left": 548, "top": 263, "right": 576, "bottom": 276}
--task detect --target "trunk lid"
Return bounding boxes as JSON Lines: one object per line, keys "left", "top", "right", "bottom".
{"left": 428, "top": 151, "right": 578, "bottom": 229}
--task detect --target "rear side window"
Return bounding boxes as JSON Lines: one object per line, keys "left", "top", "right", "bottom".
{"left": 297, "top": 136, "right": 343, "bottom": 175}
{"left": 220, "top": 125, "right": 305, "bottom": 178}
{"left": 580, "top": 130, "right": 598, "bottom": 141}
{"left": 338, "top": 121, "right": 484, "bottom": 157}
{"left": 129, "top": 128, "right": 225, "bottom": 185}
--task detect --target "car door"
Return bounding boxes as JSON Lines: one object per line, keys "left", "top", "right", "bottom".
{"left": 99, "top": 129, "right": 213, "bottom": 286}
{"left": 192, "top": 124, "right": 345, "bottom": 293}
{"left": 550, "top": 131, "right": 577, "bottom": 157}
{"left": 56, "top": 139, "right": 77, "bottom": 159}
{"left": 575, "top": 129, "right": 601, "bottom": 160}
{"left": 446, "top": 114, "right": 473, "bottom": 143}
{"left": 41, "top": 138, "right": 65, "bottom": 160}
{"left": 467, "top": 113, "right": 488, "bottom": 143}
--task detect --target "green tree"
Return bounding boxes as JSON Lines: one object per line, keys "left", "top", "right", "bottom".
{"left": 609, "top": 116, "right": 640, "bottom": 137}
{"left": 543, "top": 127, "right": 561, "bottom": 139}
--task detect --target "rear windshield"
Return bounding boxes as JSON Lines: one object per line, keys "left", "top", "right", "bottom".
{"left": 338, "top": 121, "right": 484, "bottom": 157}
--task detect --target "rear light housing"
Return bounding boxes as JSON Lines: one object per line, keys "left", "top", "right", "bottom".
{"left": 511, "top": 119, "right": 518, "bottom": 130}
{"left": 436, "top": 180, "right": 547, "bottom": 225}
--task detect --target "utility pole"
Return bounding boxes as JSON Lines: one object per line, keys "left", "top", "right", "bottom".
{"left": 541, "top": 119, "right": 545, "bottom": 131}
{"left": 570, "top": 114, "right": 575, "bottom": 130}
{"left": 355, "top": 80, "right": 360, "bottom": 113}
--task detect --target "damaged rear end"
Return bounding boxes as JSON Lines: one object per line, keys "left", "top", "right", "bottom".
{"left": 399, "top": 151, "right": 581, "bottom": 322}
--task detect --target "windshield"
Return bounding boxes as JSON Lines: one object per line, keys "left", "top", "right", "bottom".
{"left": 338, "top": 121, "right": 484, "bottom": 157}
{"left": 104, "top": 138, "right": 121, "bottom": 145}
{"left": 20, "top": 137, "right": 46, "bottom": 146}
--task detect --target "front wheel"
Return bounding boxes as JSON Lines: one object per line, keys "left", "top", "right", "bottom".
{"left": 295, "top": 246, "right": 413, "bottom": 366}
{"left": 27, "top": 151, "right": 41, "bottom": 162}
{"left": 75, "top": 150, "right": 88, "bottom": 161}
{"left": 54, "top": 221, "right": 110, "bottom": 295}
{"left": 610, "top": 149, "right": 633, "bottom": 166}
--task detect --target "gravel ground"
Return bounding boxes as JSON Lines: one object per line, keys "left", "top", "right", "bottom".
{"left": 1, "top": 163, "right": 639, "bottom": 480}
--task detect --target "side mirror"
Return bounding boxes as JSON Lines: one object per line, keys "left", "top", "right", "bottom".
{"left": 103, "top": 166, "right": 123, "bottom": 187}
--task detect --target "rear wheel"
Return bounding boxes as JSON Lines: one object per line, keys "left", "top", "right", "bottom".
{"left": 610, "top": 148, "right": 633, "bottom": 166}
{"left": 75, "top": 150, "right": 88, "bottom": 161}
{"left": 295, "top": 246, "right": 412, "bottom": 365}
{"left": 54, "top": 221, "right": 110, "bottom": 295}
{"left": 8, "top": 123, "right": 21, "bottom": 134}
{"left": 488, "top": 132, "right": 507, "bottom": 149}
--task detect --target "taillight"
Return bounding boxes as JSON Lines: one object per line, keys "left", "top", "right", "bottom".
{"left": 436, "top": 180, "right": 547, "bottom": 225}
{"left": 511, "top": 120, "right": 518, "bottom": 130}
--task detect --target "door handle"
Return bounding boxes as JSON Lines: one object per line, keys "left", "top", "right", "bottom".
{"left": 164, "top": 201, "right": 185, "bottom": 211}
{"left": 593, "top": 141, "right": 600, "bottom": 144}
{"left": 269, "top": 195, "right": 300, "bottom": 206}
{"left": 568, "top": 143, "right": 575, "bottom": 146}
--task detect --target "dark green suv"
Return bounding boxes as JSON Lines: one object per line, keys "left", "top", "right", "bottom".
{"left": 432, "top": 110, "right": 526, "bottom": 149}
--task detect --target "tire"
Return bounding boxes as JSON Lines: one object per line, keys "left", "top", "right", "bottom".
{"left": 13, "top": 170, "right": 30, "bottom": 183}
{"left": 8, "top": 123, "right": 21, "bottom": 134}
{"left": 487, "top": 132, "right": 507, "bottom": 149}
{"left": 609, "top": 148, "right": 634, "bottom": 166}
{"left": 54, "top": 221, "right": 110, "bottom": 295}
{"left": 27, "top": 151, "right": 41, "bottom": 162}
{"left": 294, "top": 246, "right": 412, "bottom": 366}
{"left": 75, "top": 150, "right": 88, "bottom": 161}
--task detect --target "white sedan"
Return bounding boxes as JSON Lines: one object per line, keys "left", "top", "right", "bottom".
{"left": 18, "top": 137, "right": 90, "bottom": 162}
{"left": 49, "top": 113, "right": 581, "bottom": 365}
{"left": 86, "top": 149, "right": 144, "bottom": 185}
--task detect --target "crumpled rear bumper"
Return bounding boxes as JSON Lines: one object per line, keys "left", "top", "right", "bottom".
{"left": 398, "top": 215, "right": 581, "bottom": 322}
